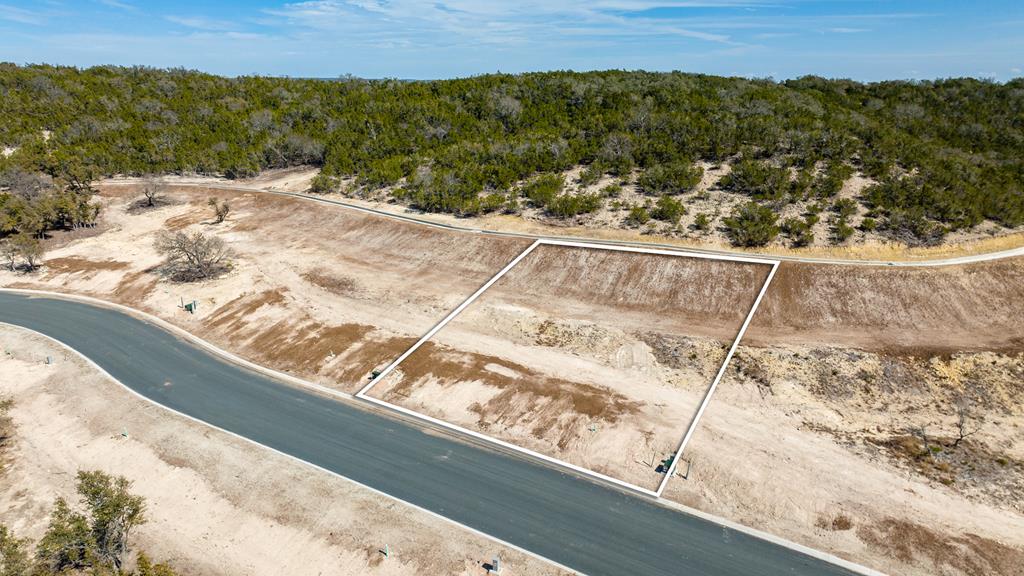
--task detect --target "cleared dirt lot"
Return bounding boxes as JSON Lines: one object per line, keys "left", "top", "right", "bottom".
{"left": 4, "top": 183, "right": 530, "bottom": 394}
{"left": 748, "top": 260, "right": 1024, "bottom": 354}
{"left": 0, "top": 325, "right": 566, "bottom": 576}
{"left": 3, "top": 180, "right": 1024, "bottom": 575}
{"left": 368, "top": 244, "right": 772, "bottom": 489}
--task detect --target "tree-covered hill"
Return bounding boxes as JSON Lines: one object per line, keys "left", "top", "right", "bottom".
{"left": 1, "top": 64, "right": 1022, "bottom": 246}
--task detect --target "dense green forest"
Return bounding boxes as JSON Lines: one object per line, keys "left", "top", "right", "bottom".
{"left": 1, "top": 64, "right": 1022, "bottom": 246}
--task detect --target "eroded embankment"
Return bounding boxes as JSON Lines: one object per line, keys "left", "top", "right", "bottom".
{"left": 478, "top": 244, "right": 773, "bottom": 341}
{"left": 747, "top": 260, "right": 1024, "bottom": 355}
{"left": 13, "top": 185, "right": 534, "bottom": 392}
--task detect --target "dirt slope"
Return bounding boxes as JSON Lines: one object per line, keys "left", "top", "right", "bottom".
{"left": 0, "top": 326, "right": 566, "bottom": 576}
{"left": 748, "top": 261, "right": 1024, "bottom": 354}
{"left": 368, "top": 245, "right": 771, "bottom": 489}
{"left": 2, "top": 183, "right": 1023, "bottom": 575}
{"left": 4, "top": 185, "right": 530, "bottom": 393}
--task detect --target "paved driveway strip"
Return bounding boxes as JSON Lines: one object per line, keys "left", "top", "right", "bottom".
{"left": 0, "top": 292, "right": 861, "bottom": 576}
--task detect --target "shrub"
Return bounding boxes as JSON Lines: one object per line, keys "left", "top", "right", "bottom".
{"left": 651, "top": 194, "right": 686, "bottom": 224}
{"left": 521, "top": 173, "right": 565, "bottom": 207}
{"left": 601, "top": 183, "right": 622, "bottom": 197}
{"left": 719, "top": 159, "right": 790, "bottom": 202}
{"left": 207, "top": 197, "right": 230, "bottom": 224}
{"left": 833, "top": 197, "right": 858, "bottom": 218}
{"left": 723, "top": 202, "right": 779, "bottom": 246}
{"left": 883, "top": 210, "right": 947, "bottom": 246}
{"left": 578, "top": 164, "right": 604, "bottom": 187}
{"left": 0, "top": 524, "right": 31, "bottom": 576}
{"left": 309, "top": 172, "right": 339, "bottom": 194}
{"left": 813, "top": 162, "right": 853, "bottom": 198}
{"left": 833, "top": 216, "right": 855, "bottom": 242}
{"left": 781, "top": 217, "right": 814, "bottom": 247}
{"left": 692, "top": 212, "right": 712, "bottom": 232}
{"left": 479, "top": 192, "right": 507, "bottom": 213}
{"left": 637, "top": 162, "right": 703, "bottom": 195}
{"left": 546, "top": 193, "right": 602, "bottom": 218}
{"left": 359, "top": 157, "right": 407, "bottom": 188}
{"left": 624, "top": 205, "right": 650, "bottom": 226}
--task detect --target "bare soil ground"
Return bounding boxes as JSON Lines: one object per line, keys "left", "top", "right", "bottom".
{"left": 664, "top": 343, "right": 1024, "bottom": 576}
{"left": 0, "top": 325, "right": 567, "bottom": 576}
{"left": 748, "top": 260, "right": 1024, "bottom": 355}
{"left": 368, "top": 245, "right": 772, "bottom": 489}
{"left": 3, "top": 181, "right": 531, "bottom": 394}
{"left": 326, "top": 164, "right": 1024, "bottom": 262}
{"left": 3, "top": 177, "right": 1023, "bottom": 574}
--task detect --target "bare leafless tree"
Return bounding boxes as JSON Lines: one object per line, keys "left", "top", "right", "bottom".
{"left": 207, "top": 197, "right": 230, "bottom": 224}
{"left": 154, "top": 230, "right": 230, "bottom": 281}
{"left": 952, "top": 395, "right": 983, "bottom": 448}
{"left": 141, "top": 184, "right": 162, "bottom": 208}
{"left": 909, "top": 424, "right": 932, "bottom": 458}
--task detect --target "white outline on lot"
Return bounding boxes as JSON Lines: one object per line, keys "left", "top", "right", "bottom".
{"left": 0, "top": 289, "right": 884, "bottom": 576}
{"left": 0, "top": 321, "right": 583, "bottom": 576}
{"left": 356, "top": 238, "right": 780, "bottom": 498}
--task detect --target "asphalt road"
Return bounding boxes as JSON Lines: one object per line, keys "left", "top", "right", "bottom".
{"left": 0, "top": 292, "right": 862, "bottom": 576}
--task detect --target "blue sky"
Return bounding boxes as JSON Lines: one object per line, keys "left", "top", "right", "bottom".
{"left": 1, "top": 1, "right": 1021, "bottom": 80}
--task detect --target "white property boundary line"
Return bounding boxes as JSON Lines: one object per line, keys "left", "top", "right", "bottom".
{"left": 0, "top": 299, "right": 885, "bottom": 576}
{"left": 0, "top": 288, "right": 356, "bottom": 403}
{"left": 656, "top": 259, "right": 779, "bottom": 495}
{"left": 0, "top": 322, "right": 584, "bottom": 576}
{"left": 356, "top": 238, "right": 780, "bottom": 498}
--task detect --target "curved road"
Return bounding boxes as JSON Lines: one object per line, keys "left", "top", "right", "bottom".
{"left": 0, "top": 292, "right": 862, "bottom": 576}
{"left": 103, "top": 179, "right": 1024, "bottom": 267}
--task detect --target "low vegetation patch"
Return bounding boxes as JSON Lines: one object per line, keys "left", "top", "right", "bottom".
{"left": 0, "top": 396, "right": 12, "bottom": 474}
{"left": 815, "top": 513, "right": 854, "bottom": 532}
{"left": 857, "top": 517, "right": 1024, "bottom": 576}
{"left": 1, "top": 470, "right": 179, "bottom": 576}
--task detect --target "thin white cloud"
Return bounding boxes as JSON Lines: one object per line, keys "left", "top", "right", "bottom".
{"left": 828, "top": 27, "right": 869, "bottom": 34}
{"left": 97, "top": 0, "right": 136, "bottom": 11}
{"left": 165, "top": 15, "right": 237, "bottom": 31}
{"left": 0, "top": 3, "right": 45, "bottom": 25}
{"left": 269, "top": 0, "right": 747, "bottom": 48}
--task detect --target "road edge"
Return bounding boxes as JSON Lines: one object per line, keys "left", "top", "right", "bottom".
{"left": 101, "top": 179, "right": 1024, "bottom": 268}
{"left": 0, "top": 288, "right": 887, "bottom": 576}
{"left": 0, "top": 319, "right": 586, "bottom": 576}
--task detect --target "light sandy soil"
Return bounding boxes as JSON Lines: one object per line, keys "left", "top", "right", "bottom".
{"left": 663, "top": 343, "right": 1024, "bottom": 576}
{"left": 748, "top": 260, "right": 1024, "bottom": 355}
{"left": 3, "top": 181, "right": 531, "bottom": 394}
{"left": 0, "top": 325, "right": 567, "bottom": 576}
{"left": 143, "top": 166, "right": 321, "bottom": 193}
{"left": 4, "top": 179, "right": 1024, "bottom": 574}
{"left": 368, "top": 245, "right": 772, "bottom": 489}
{"left": 316, "top": 165, "right": 1024, "bottom": 262}
{"left": 130, "top": 169, "right": 1024, "bottom": 262}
